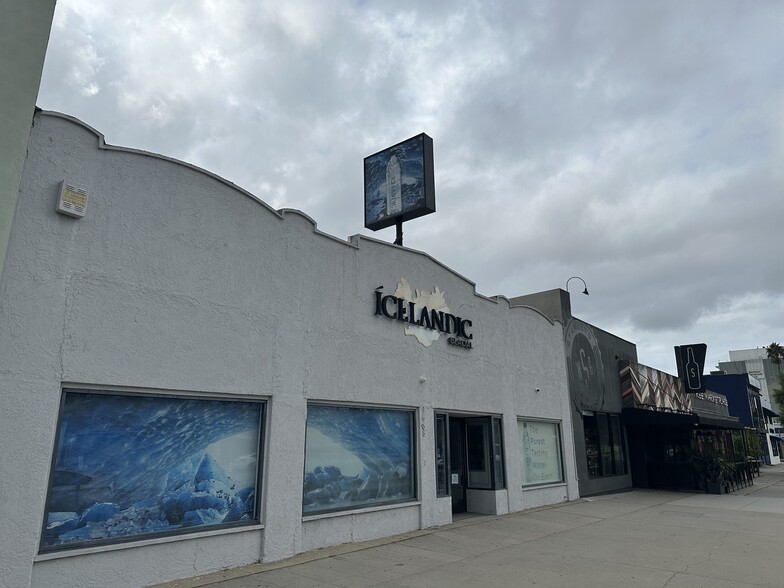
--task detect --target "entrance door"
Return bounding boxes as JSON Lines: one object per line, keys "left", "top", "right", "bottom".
{"left": 449, "top": 419, "right": 466, "bottom": 513}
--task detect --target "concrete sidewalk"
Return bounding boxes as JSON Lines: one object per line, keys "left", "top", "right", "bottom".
{"left": 156, "top": 464, "right": 784, "bottom": 588}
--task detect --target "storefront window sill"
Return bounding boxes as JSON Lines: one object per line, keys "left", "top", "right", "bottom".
{"left": 521, "top": 481, "right": 567, "bottom": 490}
{"left": 303, "top": 500, "right": 421, "bottom": 522}
{"left": 35, "top": 523, "right": 265, "bottom": 562}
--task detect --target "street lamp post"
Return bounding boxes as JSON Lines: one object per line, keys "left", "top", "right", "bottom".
{"left": 566, "top": 276, "right": 589, "bottom": 296}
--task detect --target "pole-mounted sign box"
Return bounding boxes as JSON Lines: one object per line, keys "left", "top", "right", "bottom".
{"left": 674, "top": 343, "right": 707, "bottom": 393}
{"left": 363, "top": 133, "right": 435, "bottom": 233}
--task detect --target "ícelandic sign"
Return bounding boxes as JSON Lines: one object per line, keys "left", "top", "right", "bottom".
{"left": 373, "top": 279, "right": 473, "bottom": 349}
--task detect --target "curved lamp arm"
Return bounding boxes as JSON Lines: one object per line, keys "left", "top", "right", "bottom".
{"left": 566, "top": 276, "right": 589, "bottom": 296}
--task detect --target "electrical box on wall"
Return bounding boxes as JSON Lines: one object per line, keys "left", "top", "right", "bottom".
{"left": 56, "top": 180, "right": 88, "bottom": 218}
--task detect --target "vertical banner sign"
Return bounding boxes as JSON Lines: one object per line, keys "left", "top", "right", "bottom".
{"left": 674, "top": 343, "right": 707, "bottom": 393}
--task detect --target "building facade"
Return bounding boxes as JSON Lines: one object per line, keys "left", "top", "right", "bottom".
{"left": 703, "top": 373, "right": 768, "bottom": 462}
{"left": 0, "top": 111, "right": 581, "bottom": 588}
{"left": 719, "top": 348, "right": 784, "bottom": 413}
{"left": 621, "top": 362, "right": 744, "bottom": 492}
{"left": 0, "top": 0, "right": 56, "bottom": 281}
{"left": 510, "top": 289, "right": 637, "bottom": 496}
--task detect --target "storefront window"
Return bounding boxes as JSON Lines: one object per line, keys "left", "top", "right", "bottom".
{"left": 583, "top": 412, "right": 626, "bottom": 477}
{"left": 597, "top": 413, "right": 612, "bottom": 474}
{"left": 41, "top": 389, "right": 264, "bottom": 552}
{"left": 435, "top": 414, "right": 449, "bottom": 497}
{"left": 609, "top": 415, "right": 627, "bottom": 475}
{"left": 303, "top": 405, "right": 415, "bottom": 515}
{"left": 584, "top": 414, "right": 601, "bottom": 477}
{"left": 519, "top": 420, "right": 564, "bottom": 486}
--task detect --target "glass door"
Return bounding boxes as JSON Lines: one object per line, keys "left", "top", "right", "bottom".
{"left": 443, "top": 415, "right": 505, "bottom": 514}
{"left": 448, "top": 418, "right": 466, "bottom": 513}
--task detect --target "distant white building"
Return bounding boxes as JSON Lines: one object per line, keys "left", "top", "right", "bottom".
{"left": 718, "top": 348, "right": 783, "bottom": 413}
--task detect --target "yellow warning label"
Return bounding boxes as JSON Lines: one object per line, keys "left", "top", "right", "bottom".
{"left": 63, "top": 187, "right": 86, "bottom": 208}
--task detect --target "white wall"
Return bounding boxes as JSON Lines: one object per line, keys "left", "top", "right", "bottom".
{"left": 0, "top": 0, "right": 56, "bottom": 284}
{"left": 0, "top": 112, "right": 577, "bottom": 588}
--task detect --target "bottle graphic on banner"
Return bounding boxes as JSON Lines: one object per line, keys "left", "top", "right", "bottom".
{"left": 386, "top": 155, "right": 402, "bottom": 217}
{"left": 686, "top": 347, "right": 701, "bottom": 390}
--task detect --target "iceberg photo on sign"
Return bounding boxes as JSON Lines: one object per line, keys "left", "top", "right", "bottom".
{"left": 41, "top": 390, "right": 263, "bottom": 550}
{"left": 303, "top": 405, "right": 415, "bottom": 514}
{"left": 364, "top": 133, "right": 435, "bottom": 231}
{"left": 386, "top": 155, "right": 403, "bottom": 216}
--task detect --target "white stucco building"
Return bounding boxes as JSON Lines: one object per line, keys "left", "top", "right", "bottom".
{"left": 0, "top": 0, "right": 56, "bottom": 285}
{"left": 0, "top": 111, "right": 580, "bottom": 588}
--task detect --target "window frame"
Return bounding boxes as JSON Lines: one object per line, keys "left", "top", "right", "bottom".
{"left": 463, "top": 415, "right": 506, "bottom": 491}
{"left": 303, "top": 402, "right": 418, "bottom": 516}
{"left": 434, "top": 413, "right": 506, "bottom": 495}
{"left": 492, "top": 417, "right": 506, "bottom": 489}
{"left": 609, "top": 414, "right": 627, "bottom": 475}
{"left": 40, "top": 387, "right": 266, "bottom": 553}
{"left": 518, "top": 418, "right": 565, "bottom": 487}
{"left": 582, "top": 411, "right": 627, "bottom": 478}
{"left": 434, "top": 412, "right": 450, "bottom": 497}
{"left": 466, "top": 418, "right": 493, "bottom": 489}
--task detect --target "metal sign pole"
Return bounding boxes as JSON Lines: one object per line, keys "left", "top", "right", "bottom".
{"left": 394, "top": 218, "right": 403, "bottom": 246}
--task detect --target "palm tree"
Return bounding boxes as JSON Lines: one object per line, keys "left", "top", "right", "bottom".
{"left": 766, "top": 342, "right": 784, "bottom": 365}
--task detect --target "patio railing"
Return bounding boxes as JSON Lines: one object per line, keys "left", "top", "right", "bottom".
{"left": 722, "top": 461, "right": 756, "bottom": 493}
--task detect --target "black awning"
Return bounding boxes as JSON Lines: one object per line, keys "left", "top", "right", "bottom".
{"left": 763, "top": 407, "right": 779, "bottom": 418}
{"left": 696, "top": 415, "right": 744, "bottom": 430}
{"left": 622, "top": 408, "right": 697, "bottom": 427}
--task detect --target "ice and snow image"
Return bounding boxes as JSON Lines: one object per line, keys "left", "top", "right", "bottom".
{"left": 42, "top": 391, "right": 262, "bottom": 549}
{"left": 385, "top": 155, "right": 403, "bottom": 216}
{"left": 303, "top": 405, "right": 414, "bottom": 514}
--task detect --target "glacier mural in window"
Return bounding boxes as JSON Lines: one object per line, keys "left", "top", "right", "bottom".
{"left": 41, "top": 390, "right": 263, "bottom": 550}
{"left": 303, "top": 405, "right": 415, "bottom": 514}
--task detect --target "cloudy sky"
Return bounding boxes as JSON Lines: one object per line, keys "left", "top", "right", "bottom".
{"left": 37, "top": 0, "right": 783, "bottom": 375}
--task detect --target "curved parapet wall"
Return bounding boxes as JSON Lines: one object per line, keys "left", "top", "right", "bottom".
{"left": 28, "top": 111, "right": 562, "bottom": 314}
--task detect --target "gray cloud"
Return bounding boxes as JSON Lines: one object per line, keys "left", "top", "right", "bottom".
{"left": 37, "top": 0, "right": 784, "bottom": 374}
